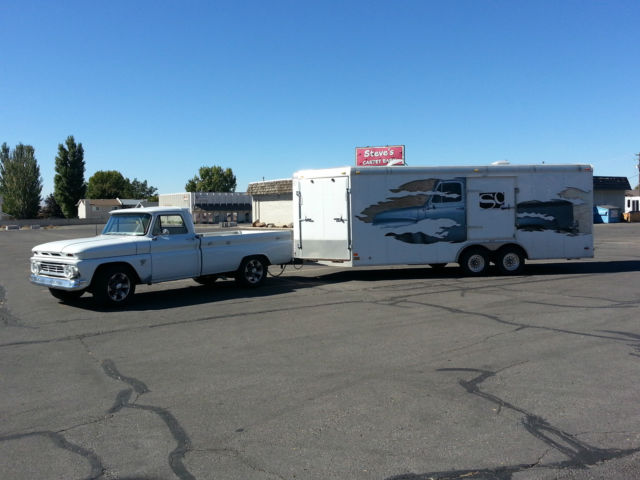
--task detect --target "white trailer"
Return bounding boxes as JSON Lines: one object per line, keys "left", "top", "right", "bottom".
{"left": 293, "top": 164, "right": 593, "bottom": 275}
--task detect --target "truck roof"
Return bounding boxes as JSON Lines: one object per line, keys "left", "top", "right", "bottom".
{"left": 110, "top": 206, "right": 189, "bottom": 215}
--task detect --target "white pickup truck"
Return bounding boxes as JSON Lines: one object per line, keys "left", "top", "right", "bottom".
{"left": 30, "top": 207, "right": 293, "bottom": 306}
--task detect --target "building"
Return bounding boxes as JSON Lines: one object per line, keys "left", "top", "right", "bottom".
{"left": 76, "top": 198, "right": 158, "bottom": 220}
{"left": 625, "top": 190, "right": 640, "bottom": 213}
{"left": 158, "top": 192, "right": 252, "bottom": 224}
{"left": 593, "top": 176, "right": 631, "bottom": 210}
{"left": 247, "top": 179, "right": 293, "bottom": 226}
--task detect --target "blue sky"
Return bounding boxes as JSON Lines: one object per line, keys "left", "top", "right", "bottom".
{"left": 1, "top": 0, "right": 639, "bottom": 196}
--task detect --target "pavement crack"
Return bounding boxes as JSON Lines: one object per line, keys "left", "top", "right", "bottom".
{"left": 0, "top": 430, "right": 105, "bottom": 479}
{"left": 387, "top": 367, "right": 640, "bottom": 480}
{"left": 100, "top": 359, "right": 195, "bottom": 480}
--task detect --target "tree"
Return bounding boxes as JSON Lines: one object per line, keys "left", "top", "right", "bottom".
{"left": 128, "top": 178, "right": 158, "bottom": 199}
{"left": 40, "top": 193, "right": 64, "bottom": 218}
{"left": 185, "top": 166, "right": 236, "bottom": 192}
{"left": 0, "top": 142, "right": 43, "bottom": 219}
{"left": 86, "top": 170, "right": 131, "bottom": 199}
{"left": 54, "top": 136, "right": 86, "bottom": 218}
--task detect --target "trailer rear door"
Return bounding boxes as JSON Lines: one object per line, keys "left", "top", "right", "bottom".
{"left": 295, "top": 175, "right": 351, "bottom": 260}
{"left": 467, "top": 177, "right": 516, "bottom": 240}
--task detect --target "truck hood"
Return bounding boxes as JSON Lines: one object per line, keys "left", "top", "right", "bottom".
{"left": 32, "top": 235, "right": 145, "bottom": 259}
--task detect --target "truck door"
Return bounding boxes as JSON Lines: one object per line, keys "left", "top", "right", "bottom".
{"left": 149, "top": 213, "right": 201, "bottom": 281}
{"left": 295, "top": 176, "right": 351, "bottom": 260}
{"left": 466, "top": 177, "right": 517, "bottom": 240}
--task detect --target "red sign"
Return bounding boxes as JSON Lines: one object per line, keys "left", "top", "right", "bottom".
{"left": 356, "top": 145, "right": 405, "bottom": 166}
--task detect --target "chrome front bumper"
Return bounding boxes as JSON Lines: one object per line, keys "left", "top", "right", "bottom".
{"left": 30, "top": 274, "right": 89, "bottom": 291}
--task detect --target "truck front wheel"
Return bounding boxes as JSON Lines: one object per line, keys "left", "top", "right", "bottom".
{"left": 235, "top": 256, "right": 267, "bottom": 288}
{"left": 459, "top": 248, "right": 489, "bottom": 276}
{"left": 93, "top": 266, "right": 136, "bottom": 306}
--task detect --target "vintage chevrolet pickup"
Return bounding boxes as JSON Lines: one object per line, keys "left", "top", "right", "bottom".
{"left": 30, "top": 207, "right": 293, "bottom": 306}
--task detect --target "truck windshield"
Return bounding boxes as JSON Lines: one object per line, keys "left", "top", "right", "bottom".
{"left": 103, "top": 213, "right": 152, "bottom": 236}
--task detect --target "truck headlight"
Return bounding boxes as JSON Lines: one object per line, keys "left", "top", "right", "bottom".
{"left": 63, "top": 265, "right": 79, "bottom": 279}
{"left": 30, "top": 260, "right": 40, "bottom": 274}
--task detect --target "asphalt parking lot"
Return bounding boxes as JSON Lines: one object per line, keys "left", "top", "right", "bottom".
{"left": 1, "top": 223, "right": 639, "bottom": 480}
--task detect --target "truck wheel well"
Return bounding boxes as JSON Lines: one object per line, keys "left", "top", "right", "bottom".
{"left": 243, "top": 254, "right": 271, "bottom": 266}
{"left": 91, "top": 262, "right": 140, "bottom": 288}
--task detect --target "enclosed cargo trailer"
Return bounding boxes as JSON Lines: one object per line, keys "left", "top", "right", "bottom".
{"left": 293, "top": 164, "right": 593, "bottom": 275}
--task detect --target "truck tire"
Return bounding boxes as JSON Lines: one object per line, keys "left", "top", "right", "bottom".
{"left": 496, "top": 247, "right": 525, "bottom": 275}
{"left": 49, "top": 288, "right": 84, "bottom": 303}
{"left": 92, "top": 265, "right": 136, "bottom": 306}
{"left": 459, "top": 248, "right": 489, "bottom": 276}
{"left": 235, "top": 256, "right": 267, "bottom": 288}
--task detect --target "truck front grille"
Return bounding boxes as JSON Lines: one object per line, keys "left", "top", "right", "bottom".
{"left": 40, "top": 262, "right": 65, "bottom": 276}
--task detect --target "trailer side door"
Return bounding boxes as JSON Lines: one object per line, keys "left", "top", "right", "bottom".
{"left": 466, "top": 177, "right": 517, "bottom": 240}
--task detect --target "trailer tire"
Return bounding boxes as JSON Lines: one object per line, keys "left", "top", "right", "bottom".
{"left": 92, "top": 265, "right": 136, "bottom": 306}
{"left": 496, "top": 247, "right": 525, "bottom": 275}
{"left": 49, "top": 288, "right": 84, "bottom": 303}
{"left": 235, "top": 256, "right": 267, "bottom": 288}
{"left": 459, "top": 248, "right": 489, "bottom": 276}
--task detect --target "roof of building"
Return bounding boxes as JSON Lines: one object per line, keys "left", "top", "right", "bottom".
{"left": 247, "top": 179, "right": 293, "bottom": 195}
{"left": 593, "top": 176, "right": 631, "bottom": 190}
{"left": 76, "top": 198, "right": 121, "bottom": 207}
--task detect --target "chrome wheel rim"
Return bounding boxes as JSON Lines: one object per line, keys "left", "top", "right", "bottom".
{"left": 502, "top": 252, "right": 521, "bottom": 271}
{"left": 468, "top": 254, "right": 486, "bottom": 273}
{"left": 244, "top": 260, "right": 264, "bottom": 284}
{"left": 107, "top": 273, "right": 131, "bottom": 302}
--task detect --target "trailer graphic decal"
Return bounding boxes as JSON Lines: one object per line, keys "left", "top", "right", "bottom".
{"left": 357, "top": 177, "right": 467, "bottom": 245}
{"left": 479, "top": 192, "right": 506, "bottom": 209}
{"left": 356, "top": 177, "right": 592, "bottom": 246}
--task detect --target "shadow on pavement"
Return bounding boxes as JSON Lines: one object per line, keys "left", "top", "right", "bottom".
{"left": 63, "top": 260, "right": 640, "bottom": 311}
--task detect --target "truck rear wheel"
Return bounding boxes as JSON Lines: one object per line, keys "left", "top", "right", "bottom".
{"left": 459, "top": 248, "right": 489, "bottom": 276}
{"left": 93, "top": 265, "right": 136, "bottom": 306}
{"left": 496, "top": 247, "right": 525, "bottom": 275}
{"left": 235, "top": 256, "right": 267, "bottom": 288}
{"left": 49, "top": 288, "right": 84, "bottom": 303}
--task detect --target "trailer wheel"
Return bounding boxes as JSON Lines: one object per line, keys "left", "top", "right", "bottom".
{"left": 496, "top": 247, "right": 525, "bottom": 275}
{"left": 459, "top": 248, "right": 489, "bottom": 276}
{"left": 92, "top": 265, "right": 136, "bottom": 306}
{"left": 49, "top": 288, "right": 84, "bottom": 303}
{"left": 235, "top": 256, "right": 267, "bottom": 288}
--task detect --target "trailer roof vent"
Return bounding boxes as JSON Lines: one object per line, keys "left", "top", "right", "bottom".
{"left": 491, "top": 160, "right": 510, "bottom": 165}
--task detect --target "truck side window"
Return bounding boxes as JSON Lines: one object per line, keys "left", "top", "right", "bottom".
{"left": 153, "top": 215, "right": 188, "bottom": 235}
{"left": 432, "top": 182, "right": 462, "bottom": 204}
{"left": 441, "top": 182, "right": 462, "bottom": 203}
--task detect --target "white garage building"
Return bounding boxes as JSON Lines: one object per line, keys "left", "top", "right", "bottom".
{"left": 247, "top": 179, "right": 293, "bottom": 227}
